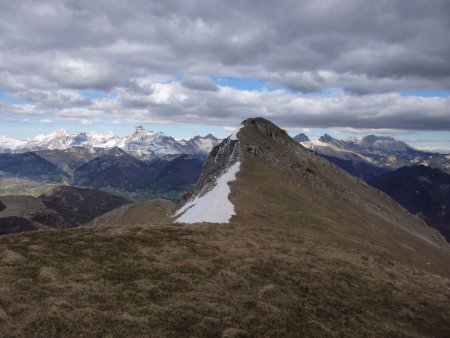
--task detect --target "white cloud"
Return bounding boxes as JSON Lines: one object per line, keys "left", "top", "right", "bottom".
{"left": 2, "top": 80, "right": 449, "bottom": 130}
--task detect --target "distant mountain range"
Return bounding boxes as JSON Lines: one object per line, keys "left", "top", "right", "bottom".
{"left": 299, "top": 133, "right": 450, "bottom": 178}
{"left": 0, "top": 126, "right": 218, "bottom": 200}
{"left": 0, "top": 126, "right": 220, "bottom": 160}
{"left": 0, "top": 147, "right": 203, "bottom": 201}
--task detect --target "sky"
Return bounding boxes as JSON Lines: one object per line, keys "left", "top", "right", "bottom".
{"left": 0, "top": 0, "right": 450, "bottom": 152}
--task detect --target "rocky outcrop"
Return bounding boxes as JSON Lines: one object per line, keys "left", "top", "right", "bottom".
{"left": 175, "top": 136, "right": 240, "bottom": 209}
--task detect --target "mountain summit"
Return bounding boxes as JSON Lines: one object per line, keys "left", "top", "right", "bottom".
{"left": 174, "top": 117, "right": 449, "bottom": 266}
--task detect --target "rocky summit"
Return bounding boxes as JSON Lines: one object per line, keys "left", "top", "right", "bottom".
{"left": 0, "top": 118, "right": 449, "bottom": 337}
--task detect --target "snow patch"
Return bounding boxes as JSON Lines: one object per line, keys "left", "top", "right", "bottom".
{"left": 174, "top": 161, "right": 240, "bottom": 223}
{"left": 229, "top": 125, "right": 243, "bottom": 141}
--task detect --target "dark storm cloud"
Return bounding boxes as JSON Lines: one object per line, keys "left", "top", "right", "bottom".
{"left": 0, "top": 0, "right": 450, "bottom": 130}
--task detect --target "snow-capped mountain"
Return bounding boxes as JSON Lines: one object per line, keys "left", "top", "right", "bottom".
{"left": 17, "top": 129, "right": 122, "bottom": 152}
{"left": 73, "top": 131, "right": 123, "bottom": 149}
{"left": 0, "top": 135, "right": 27, "bottom": 152}
{"left": 178, "top": 134, "right": 219, "bottom": 160}
{"left": 299, "top": 133, "right": 450, "bottom": 174}
{"left": 120, "top": 126, "right": 187, "bottom": 157}
{"left": 0, "top": 127, "right": 220, "bottom": 158}
{"left": 343, "top": 135, "right": 413, "bottom": 153}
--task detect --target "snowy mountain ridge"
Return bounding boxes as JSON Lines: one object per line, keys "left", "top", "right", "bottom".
{"left": 0, "top": 127, "right": 220, "bottom": 158}
{"left": 0, "top": 135, "right": 27, "bottom": 152}
{"left": 299, "top": 133, "right": 450, "bottom": 174}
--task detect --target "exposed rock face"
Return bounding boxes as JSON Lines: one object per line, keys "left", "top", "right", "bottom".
{"left": 175, "top": 117, "right": 325, "bottom": 213}
{"left": 175, "top": 136, "right": 240, "bottom": 209}
{"left": 174, "top": 117, "right": 321, "bottom": 213}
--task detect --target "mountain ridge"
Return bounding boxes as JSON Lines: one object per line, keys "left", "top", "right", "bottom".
{"left": 174, "top": 117, "right": 449, "bottom": 254}
{"left": 301, "top": 133, "right": 450, "bottom": 174}
{"left": 0, "top": 127, "right": 220, "bottom": 159}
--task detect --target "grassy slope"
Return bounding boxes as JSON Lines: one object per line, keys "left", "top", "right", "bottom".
{"left": 1, "top": 162, "right": 450, "bottom": 337}
{"left": 1, "top": 217, "right": 449, "bottom": 337}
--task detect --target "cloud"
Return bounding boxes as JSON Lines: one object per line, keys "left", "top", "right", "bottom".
{"left": 4, "top": 79, "right": 450, "bottom": 130}
{"left": 181, "top": 76, "right": 219, "bottom": 92}
{"left": 0, "top": 1, "right": 450, "bottom": 130}
{"left": 112, "top": 81, "right": 450, "bottom": 130}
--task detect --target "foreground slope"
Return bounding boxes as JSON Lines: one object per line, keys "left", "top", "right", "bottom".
{"left": 0, "top": 118, "right": 450, "bottom": 337}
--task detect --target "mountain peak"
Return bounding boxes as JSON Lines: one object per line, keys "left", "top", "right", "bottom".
{"left": 293, "top": 133, "right": 310, "bottom": 142}
{"left": 175, "top": 117, "right": 449, "bottom": 248}
{"left": 34, "top": 128, "right": 71, "bottom": 140}
{"left": 362, "top": 134, "right": 394, "bottom": 143}
{"left": 53, "top": 129, "right": 71, "bottom": 136}
{"left": 174, "top": 117, "right": 300, "bottom": 224}
{"left": 319, "top": 133, "right": 337, "bottom": 143}
{"left": 191, "top": 133, "right": 218, "bottom": 141}
{"left": 241, "top": 117, "right": 291, "bottom": 141}
{"left": 358, "top": 134, "right": 412, "bottom": 152}
{"left": 130, "top": 126, "right": 158, "bottom": 136}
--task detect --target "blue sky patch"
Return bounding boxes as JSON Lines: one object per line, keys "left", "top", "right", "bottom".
{"left": 212, "top": 76, "right": 284, "bottom": 91}
{"left": 400, "top": 89, "right": 450, "bottom": 98}
{"left": 80, "top": 90, "right": 117, "bottom": 100}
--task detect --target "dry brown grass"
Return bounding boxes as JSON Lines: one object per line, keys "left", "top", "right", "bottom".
{"left": 0, "top": 214, "right": 449, "bottom": 337}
